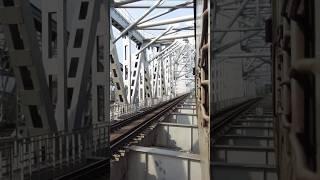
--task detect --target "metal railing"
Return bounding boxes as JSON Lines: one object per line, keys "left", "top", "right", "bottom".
{"left": 0, "top": 123, "right": 108, "bottom": 179}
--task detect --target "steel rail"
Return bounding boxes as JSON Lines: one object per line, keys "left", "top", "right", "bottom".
{"left": 111, "top": 94, "right": 188, "bottom": 134}
{"left": 211, "top": 98, "right": 262, "bottom": 142}
{"left": 110, "top": 97, "right": 181, "bottom": 131}
{"left": 110, "top": 94, "right": 189, "bottom": 152}
{"left": 111, "top": 104, "right": 162, "bottom": 132}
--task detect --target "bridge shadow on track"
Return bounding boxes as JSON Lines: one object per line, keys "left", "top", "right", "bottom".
{"left": 211, "top": 104, "right": 275, "bottom": 180}
{"left": 117, "top": 126, "right": 193, "bottom": 180}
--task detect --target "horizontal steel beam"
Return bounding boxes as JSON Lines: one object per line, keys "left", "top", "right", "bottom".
{"left": 138, "top": 15, "right": 194, "bottom": 28}
{"left": 115, "top": 5, "right": 193, "bottom": 8}
{"left": 214, "top": 145, "right": 274, "bottom": 152}
{"left": 140, "top": 27, "right": 194, "bottom": 31}
{"left": 112, "top": 0, "right": 163, "bottom": 43}
{"left": 113, "top": 0, "right": 143, "bottom": 6}
{"left": 171, "top": 112, "right": 197, "bottom": 116}
{"left": 215, "top": 53, "right": 270, "bottom": 59}
{"left": 129, "top": 145, "right": 200, "bottom": 160}
{"left": 138, "top": 1, "right": 193, "bottom": 24}
{"left": 29, "top": 4, "right": 145, "bottom": 45}
{"left": 222, "top": 134, "right": 273, "bottom": 140}
{"left": 214, "top": 27, "right": 264, "bottom": 32}
{"left": 212, "top": 162, "right": 276, "bottom": 171}
{"left": 159, "top": 122, "right": 197, "bottom": 128}
{"left": 154, "top": 34, "right": 194, "bottom": 41}
{"left": 220, "top": 4, "right": 271, "bottom": 11}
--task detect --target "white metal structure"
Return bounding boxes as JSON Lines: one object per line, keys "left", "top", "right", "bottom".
{"left": 0, "top": 0, "right": 197, "bottom": 178}
{"left": 110, "top": 1, "right": 200, "bottom": 180}
{"left": 110, "top": 0, "right": 196, "bottom": 112}
{"left": 0, "top": 0, "right": 111, "bottom": 179}
{"left": 0, "top": 0, "right": 57, "bottom": 136}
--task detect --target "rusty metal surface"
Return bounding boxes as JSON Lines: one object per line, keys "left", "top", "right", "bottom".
{"left": 195, "top": 0, "right": 211, "bottom": 179}
{"left": 273, "top": 0, "right": 320, "bottom": 179}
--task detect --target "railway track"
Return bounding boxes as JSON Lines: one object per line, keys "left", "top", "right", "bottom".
{"left": 211, "top": 98, "right": 261, "bottom": 142}
{"left": 54, "top": 94, "right": 190, "bottom": 178}
{"left": 211, "top": 96, "right": 277, "bottom": 180}
{"left": 110, "top": 94, "right": 189, "bottom": 153}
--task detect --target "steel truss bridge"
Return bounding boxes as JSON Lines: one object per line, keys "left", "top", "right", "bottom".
{"left": 0, "top": 0, "right": 287, "bottom": 180}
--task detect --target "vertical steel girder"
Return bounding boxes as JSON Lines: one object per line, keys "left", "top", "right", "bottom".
{"left": 41, "top": 0, "right": 67, "bottom": 131}
{"left": 120, "top": 36, "right": 152, "bottom": 104}
{"left": 164, "top": 56, "right": 171, "bottom": 97}
{"left": 67, "top": 0, "right": 100, "bottom": 129}
{"left": 273, "top": 0, "right": 320, "bottom": 179}
{"left": 110, "top": 31, "right": 128, "bottom": 104}
{"left": 138, "top": 56, "right": 150, "bottom": 105}
{"left": 159, "top": 59, "right": 166, "bottom": 97}
{"left": 91, "top": 1, "right": 110, "bottom": 125}
{"left": 144, "top": 62, "right": 153, "bottom": 102}
{"left": 196, "top": 0, "right": 210, "bottom": 179}
{"left": 168, "top": 54, "right": 175, "bottom": 97}
{"left": 142, "top": 41, "right": 193, "bottom": 100}
{"left": 151, "top": 56, "right": 160, "bottom": 98}
{"left": 129, "top": 47, "right": 145, "bottom": 103}
{"left": 138, "top": 61, "right": 145, "bottom": 104}
{"left": 139, "top": 53, "right": 152, "bottom": 105}
{"left": 1, "top": 0, "right": 111, "bottom": 134}
{"left": 123, "top": 36, "right": 132, "bottom": 103}
{"left": 0, "top": 29, "right": 16, "bottom": 124}
{"left": 0, "top": 0, "right": 57, "bottom": 135}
